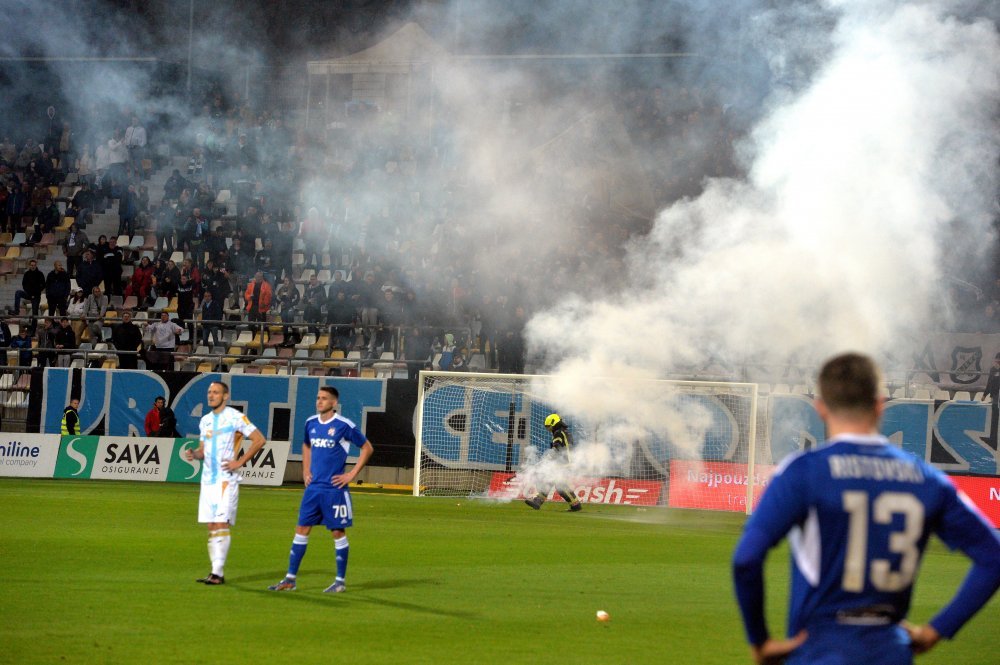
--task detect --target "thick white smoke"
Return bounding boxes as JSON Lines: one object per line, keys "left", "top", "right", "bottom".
{"left": 530, "top": 0, "right": 998, "bottom": 391}
{"left": 517, "top": 0, "right": 999, "bottom": 479}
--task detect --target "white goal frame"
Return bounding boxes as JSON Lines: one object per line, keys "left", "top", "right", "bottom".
{"left": 413, "top": 371, "right": 761, "bottom": 514}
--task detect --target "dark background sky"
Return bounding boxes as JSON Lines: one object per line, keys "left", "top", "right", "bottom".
{"left": 26, "top": 0, "right": 698, "bottom": 64}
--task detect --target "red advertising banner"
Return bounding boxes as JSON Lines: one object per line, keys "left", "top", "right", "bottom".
{"left": 668, "top": 460, "right": 777, "bottom": 513}
{"left": 487, "top": 472, "right": 662, "bottom": 506}
{"left": 947, "top": 475, "right": 1000, "bottom": 528}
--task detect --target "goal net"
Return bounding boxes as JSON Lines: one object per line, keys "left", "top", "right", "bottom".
{"left": 413, "top": 371, "right": 767, "bottom": 514}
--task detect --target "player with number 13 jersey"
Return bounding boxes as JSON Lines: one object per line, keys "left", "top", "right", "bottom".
{"left": 733, "top": 353, "right": 1000, "bottom": 664}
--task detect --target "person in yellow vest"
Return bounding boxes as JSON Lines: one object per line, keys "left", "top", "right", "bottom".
{"left": 524, "top": 413, "right": 582, "bottom": 512}
{"left": 61, "top": 398, "right": 80, "bottom": 435}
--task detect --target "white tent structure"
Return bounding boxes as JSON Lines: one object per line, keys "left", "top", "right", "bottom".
{"left": 305, "top": 22, "right": 448, "bottom": 129}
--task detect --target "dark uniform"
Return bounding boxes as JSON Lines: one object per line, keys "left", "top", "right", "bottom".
{"left": 983, "top": 353, "right": 1000, "bottom": 407}
{"left": 525, "top": 413, "right": 582, "bottom": 512}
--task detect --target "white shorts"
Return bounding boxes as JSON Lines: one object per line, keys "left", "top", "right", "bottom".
{"left": 198, "top": 480, "right": 239, "bottom": 525}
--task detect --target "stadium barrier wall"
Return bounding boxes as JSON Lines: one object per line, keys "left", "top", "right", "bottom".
{"left": 0, "top": 432, "right": 289, "bottom": 485}
{"left": 14, "top": 369, "right": 1000, "bottom": 523}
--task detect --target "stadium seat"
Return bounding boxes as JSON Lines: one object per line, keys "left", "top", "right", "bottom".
{"left": 952, "top": 391, "right": 972, "bottom": 401}
{"left": 234, "top": 330, "right": 254, "bottom": 347}
{"left": 224, "top": 346, "right": 242, "bottom": 366}
{"left": 10, "top": 232, "right": 26, "bottom": 245}
{"left": 252, "top": 347, "right": 278, "bottom": 365}
{"left": 322, "top": 349, "right": 346, "bottom": 368}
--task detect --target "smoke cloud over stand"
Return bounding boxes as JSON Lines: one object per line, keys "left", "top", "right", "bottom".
{"left": 519, "top": 0, "right": 999, "bottom": 481}
{"left": 529, "top": 0, "right": 999, "bottom": 395}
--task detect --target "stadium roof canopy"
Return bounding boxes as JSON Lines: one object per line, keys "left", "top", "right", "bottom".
{"left": 307, "top": 22, "right": 448, "bottom": 75}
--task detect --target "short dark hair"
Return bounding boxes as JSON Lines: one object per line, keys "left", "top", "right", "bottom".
{"left": 319, "top": 386, "right": 339, "bottom": 400}
{"left": 210, "top": 381, "right": 230, "bottom": 395}
{"left": 817, "top": 353, "right": 880, "bottom": 415}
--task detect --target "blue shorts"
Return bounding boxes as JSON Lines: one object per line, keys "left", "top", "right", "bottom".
{"left": 787, "top": 624, "right": 911, "bottom": 665}
{"left": 297, "top": 484, "right": 354, "bottom": 530}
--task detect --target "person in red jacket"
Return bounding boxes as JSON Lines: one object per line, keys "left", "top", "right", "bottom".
{"left": 125, "top": 256, "right": 154, "bottom": 303}
{"left": 144, "top": 396, "right": 163, "bottom": 436}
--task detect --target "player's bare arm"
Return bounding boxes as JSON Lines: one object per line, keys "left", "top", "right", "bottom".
{"left": 222, "top": 429, "right": 266, "bottom": 471}
{"left": 750, "top": 631, "right": 808, "bottom": 664}
{"left": 903, "top": 622, "right": 941, "bottom": 655}
{"left": 301, "top": 443, "right": 312, "bottom": 486}
{"left": 331, "top": 440, "right": 374, "bottom": 487}
{"left": 184, "top": 442, "right": 205, "bottom": 461}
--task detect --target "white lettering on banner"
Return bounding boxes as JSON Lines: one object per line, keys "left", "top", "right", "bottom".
{"left": 991, "top": 488, "right": 1000, "bottom": 501}
{"left": 686, "top": 468, "right": 771, "bottom": 490}
{"left": 0, "top": 434, "right": 61, "bottom": 478}
{"left": 487, "top": 472, "right": 662, "bottom": 506}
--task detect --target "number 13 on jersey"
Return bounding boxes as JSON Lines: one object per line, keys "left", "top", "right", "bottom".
{"left": 842, "top": 491, "right": 924, "bottom": 593}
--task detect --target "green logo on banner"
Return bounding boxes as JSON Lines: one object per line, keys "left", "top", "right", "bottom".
{"left": 54, "top": 436, "right": 100, "bottom": 479}
{"left": 167, "top": 438, "right": 203, "bottom": 483}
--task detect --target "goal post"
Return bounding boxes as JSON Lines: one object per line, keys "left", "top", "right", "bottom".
{"left": 413, "top": 371, "right": 766, "bottom": 514}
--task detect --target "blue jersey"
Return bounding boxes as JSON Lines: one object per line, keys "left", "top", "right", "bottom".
{"left": 734, "top": 434, "right": 1000, "bottom": 658}
{"left": 303, "top": 412, "right": 368, "bottom": 487}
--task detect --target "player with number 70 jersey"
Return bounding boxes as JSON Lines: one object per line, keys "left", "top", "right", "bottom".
{"left": 267, "top": 386, "right": 374, "bottom": 594}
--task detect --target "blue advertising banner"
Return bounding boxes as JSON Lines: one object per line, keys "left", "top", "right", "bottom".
{"left": 40, "top": 369, "right": 388, "bottom": 457}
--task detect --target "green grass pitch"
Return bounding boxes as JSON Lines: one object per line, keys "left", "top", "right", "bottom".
{"left": 1, "top": 479, "right": 996, "bottom": 664}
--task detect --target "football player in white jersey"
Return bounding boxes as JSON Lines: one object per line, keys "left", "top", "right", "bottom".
{"left": 184, "top": 381, "right": 266, "bottom": 585}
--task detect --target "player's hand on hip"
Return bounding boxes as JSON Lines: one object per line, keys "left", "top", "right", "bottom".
{"left": 331, "top": 472, "right": 351, "bottom": 488}
{"left": 751, "top": 631, "right": 807, "bottom": 664}
{"left": 222, "top": 458, "right": 240, "bottom": 471}
{"left": 903, "top": 622, "right": 941, "bottom": 654}
{"left": 303, "top": 471, "right": 312, "bottom": 487}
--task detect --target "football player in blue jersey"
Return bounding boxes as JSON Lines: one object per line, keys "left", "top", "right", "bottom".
{"left": 268, "top": 386, "right": 374, "bottom": 593}
{"left": 733, "top": 352, "right": 1000, "bottom": 664}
